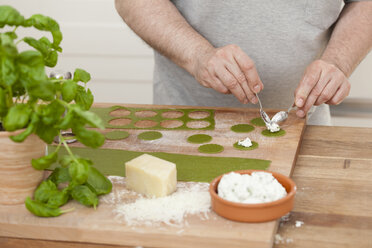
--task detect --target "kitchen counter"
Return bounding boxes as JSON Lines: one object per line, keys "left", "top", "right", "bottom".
{"left": 0, "top": 125, "right": 371, "bottom": 248}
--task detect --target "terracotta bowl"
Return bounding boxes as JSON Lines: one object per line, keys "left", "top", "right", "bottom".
{"left": 209, "top": 169, "right": 296, "bottom": 223}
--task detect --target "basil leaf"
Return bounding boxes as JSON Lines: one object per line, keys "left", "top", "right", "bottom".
{"left": 23, "top": 36, "right": 58, "bottom": 67}
{"left": 3, "top": 103, "right": 31, "bottom": 131}
{"left": 0, "top": 56, "right": 18, "bottom": 87}
{"left": 68, "top": 159, "right": 90, "bottom": 184}
{"left": 56, "top": 109, "right": 73, "bottom": 130}
{"left": 73, "top": 68, "right": 90, "bottom": 83}
{"left": 0, "top": 87, "right": 7, "bottom": 117}
{"left": 35, "top": 121, "right": 59, "bottom": 144}
{"left": 25, "top": 197, "right": 65, "bottom": 217}
{"left": 25, "top": 14, "right": 62, "bottom": 47}
{"left": 17, "top": 51, "right": 54, "bottom": 100}
{"left": 70, "top": 185, "right": 98, "bottom": 208}
{"left": 45, "top": 188, "right": 69, "bottom": 209}
{"left": 10, "top": 112, "right": 39, "bottom": 142}
{"left": 41, "top": 100, "right": 65, "bottom": 125}
{"left": 86, "top": 167, "right": 112, "bottom": 195}
{"left": 72, "top": 106, "right": 104, "bottom": 129}
{"left": 0, "top": 6, "right": 25, "bottom": 28}
{"left": 59, "top": 155, "right": 74, "bottom": 168}
{"left": 0, "top": 33, "right": 18, "bottom": 56}
{"left": 48, "top": 167, "right": 71, "bottom": 185}
{"left": 61, "top": 80, "right": 77, "bottom": 103}
{"left": 31, "top": 151, "right": 58, "bottom": 170}
{"left": 34, "top": 180, "right": 58, "bottom": 203}
{"left": 75, "top": 86, "right": 93, "bottom": 110}
{"left": 72, "top": 125, "right": 105, "bottom": 149}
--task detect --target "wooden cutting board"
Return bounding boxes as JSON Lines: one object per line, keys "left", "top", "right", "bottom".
{"left": 0, "top": 103, "right": 306, "bottom": 248}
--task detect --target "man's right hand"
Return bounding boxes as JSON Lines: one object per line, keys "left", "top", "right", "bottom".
{"left": 192, "top": 44, "right": 264, "bottom": 104}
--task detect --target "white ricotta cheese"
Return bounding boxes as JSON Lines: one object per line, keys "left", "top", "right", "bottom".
{"left": 237, "top": 137, "right": 253, "bottom": 147}
{"left": 217, "top": 172, "right": 287, "bottom": 204}
{"left": 266, "top": 122, "right": 281, "bottom": 132}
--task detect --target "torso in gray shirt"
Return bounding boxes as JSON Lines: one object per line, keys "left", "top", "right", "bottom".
{"left": 153, "top": 0, "right": 347, "bottom": 125}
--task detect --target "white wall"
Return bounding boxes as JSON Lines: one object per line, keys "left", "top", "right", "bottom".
{"left": 2, "top": 0, "right": 154, "bottom": 104}
{"left": 2, "top": 0, "right": 372, "bottom": 126}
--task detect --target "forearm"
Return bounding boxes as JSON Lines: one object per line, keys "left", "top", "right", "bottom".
{"left": 114, "top": 0, "right": 213, "bottom": 74}
{"left": 321, "top": 1, "right": 372, "bottom": 77}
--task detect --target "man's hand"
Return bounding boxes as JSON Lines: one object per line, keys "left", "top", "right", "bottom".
{"left": 192, "top": 45, "right": 264, "bottom": 104}
{"left": 294, "top": 60, "right": 351, "bottom": 118}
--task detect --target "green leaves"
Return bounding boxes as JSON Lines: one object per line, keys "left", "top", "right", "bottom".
{"left": 0, "top": 6, "right": 25, "bottom": 28}
{"left": 68, "top": 158, "right": 91, "bottom": 184}
{"left": 17, "top": 51, "right": 55, "bottom": 101}
{"left": 10, "top": 112, "right": 39, "bottom": 142}
{"left": 86, "top": 167, "right": 112, "bottom": 195}
{"left": 71, "top": 185, "right": 98, "bottom": 208}
{"left": 72, "top": 106, "right": 104, "bottom": 129}
{"left": 73, "top": 69, "right": 91, "bottom": 83}
{"left": 31, "top": 151, "right": 58, "bottom": 170}
{"left": 25, "top": 14, "right": 62, "bottom": 48}
{"left": 34, "top": 180, "right": 58, "bottom": 203}
{"left": 23, "top": 37, "right": 58, "bottom": 67}
{"left": 61, "top": 80, "right": 77, "bottom": 103}
{"left": 1, "top": 6, "right": 111, "bottom": 218}
{"left": 47, "top": 167, "right": 71, "bottom": 185}
{"left": 0, "top": 87, "right": 7, "bottom": 117}
{"left": 73, "top": 125, "right": 105, "bottom": 149}
{"left": 40, "top": 100, "right": 65, "bottom": 125}
{"left": 25, "top": 197, "right": 65, "bottom": 217}
{"left": 75, "top": 86, "right": 93, "bottom": 110}
{"left": 3, "top": 103, "right": 31, "bottom": 131}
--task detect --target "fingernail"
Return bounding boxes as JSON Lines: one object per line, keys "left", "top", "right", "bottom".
{"left": 254, "top": 85, "right": 260, "bottom": 93}
{"left": 296, "top": 98, "right": 304, "bottom": 107}
{"left": 297, "top": 110, "right": 305, "bottom": 117}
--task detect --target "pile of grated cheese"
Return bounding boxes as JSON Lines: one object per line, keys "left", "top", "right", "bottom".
{"left": 101, "top": 176, "right": 211, "bottom": 226}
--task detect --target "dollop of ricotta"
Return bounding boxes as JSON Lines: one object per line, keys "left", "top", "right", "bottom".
{"left": 237, "top": 137, "right": 253, "bottom": 147}
{"left": 266, "top": 122, "right": 281, "bottom": 132}
{"left": 217, "top": 172, "right": 287, "bottom": 204}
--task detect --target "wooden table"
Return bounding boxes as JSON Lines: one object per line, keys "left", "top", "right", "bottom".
{"left": 1, "top": 125, "right": 371, "bottom": 248}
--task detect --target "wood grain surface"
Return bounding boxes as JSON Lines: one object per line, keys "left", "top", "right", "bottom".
{"left": 0, "top": 112, "right": 371, "bottom": 247}
{"left": 0, "top": 132, "right": 45, "bottom": 205}
{"left": 274, "top": 126, "right": 372, "bottom": 248}
{"left": 0, "top": 103, "right": 306, "bottom": 248}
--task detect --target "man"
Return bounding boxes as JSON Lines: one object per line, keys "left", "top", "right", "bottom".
{"left": 115, "top": 0, "right": 372, "bottom": 125}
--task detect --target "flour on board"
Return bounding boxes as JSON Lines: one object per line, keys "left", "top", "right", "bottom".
{"left": 101, "top": 176, "right": 211, "bottom": 227}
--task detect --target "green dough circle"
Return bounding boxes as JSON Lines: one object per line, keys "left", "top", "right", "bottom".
{"left": 104, "top": 131, "right": 130, "bottom": 140}
{"left": 187, "top": 134, "right": 212, "bottom": 144}
{"left": 138, "top": 131, "right": 163, "bottom": 141}
{"left": 261, "top": 129, "right": 286, "bottom": 137}
{"left": 250, "top": 117, "right": 266, "bottom": 127}
{"left": 198, "top": 144, "right": 224, "bottom": 154}
{"left": 230, "top": 124, "right": 255, "bottom": 133}
{"left": 233, "top": 141, "right": 259, "bottom": 151}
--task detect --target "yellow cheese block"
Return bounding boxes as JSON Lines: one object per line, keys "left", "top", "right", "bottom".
{"left": 125, "top": 154, "right": 177, "bottom": 197}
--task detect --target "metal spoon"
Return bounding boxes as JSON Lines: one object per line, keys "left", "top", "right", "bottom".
{"left": 271, "top": 103, "right": 296, "bottom": 123}
{"left": 255, "top": 93, "right": 271, "bottom": 126}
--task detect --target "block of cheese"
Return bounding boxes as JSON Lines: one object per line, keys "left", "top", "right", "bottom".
{"left": 125, "top": 154, "right": 177, "bottom": 198}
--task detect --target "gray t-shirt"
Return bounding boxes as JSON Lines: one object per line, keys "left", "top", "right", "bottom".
{"left": 153, "top": 0, "right": 355, "bottom": 125}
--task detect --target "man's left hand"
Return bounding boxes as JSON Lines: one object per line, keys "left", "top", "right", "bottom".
{"left": 294, "top": 59, "right": 351, "bottom": 118}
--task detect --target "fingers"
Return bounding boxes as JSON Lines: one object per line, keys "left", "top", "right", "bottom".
{"left": 195, "top": 44, "right": 264, "bottom": 104}
{"left": 295, "top": 60, "right": 350, "bottom": 118}
{"left": 233, "top": 47, "right": 264, "bottom": 95}
{"left": 294, "top": 63, "right": 322, "bottom": 108}
{"left": 214, "top": 63, "right": 248, "bottom": 104}
{"left": 326, "top": 80, "right": 351, "bottom": 105}
{"left": 224, "top": 57, "right": 257, "bottom": 103}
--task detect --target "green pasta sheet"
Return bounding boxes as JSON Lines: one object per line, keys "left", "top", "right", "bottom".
{"left": 48, "top": 146, "right": 271, "bottom": 183}
{"left": 90, "top": 106, "right": 215, "bottom": 131}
